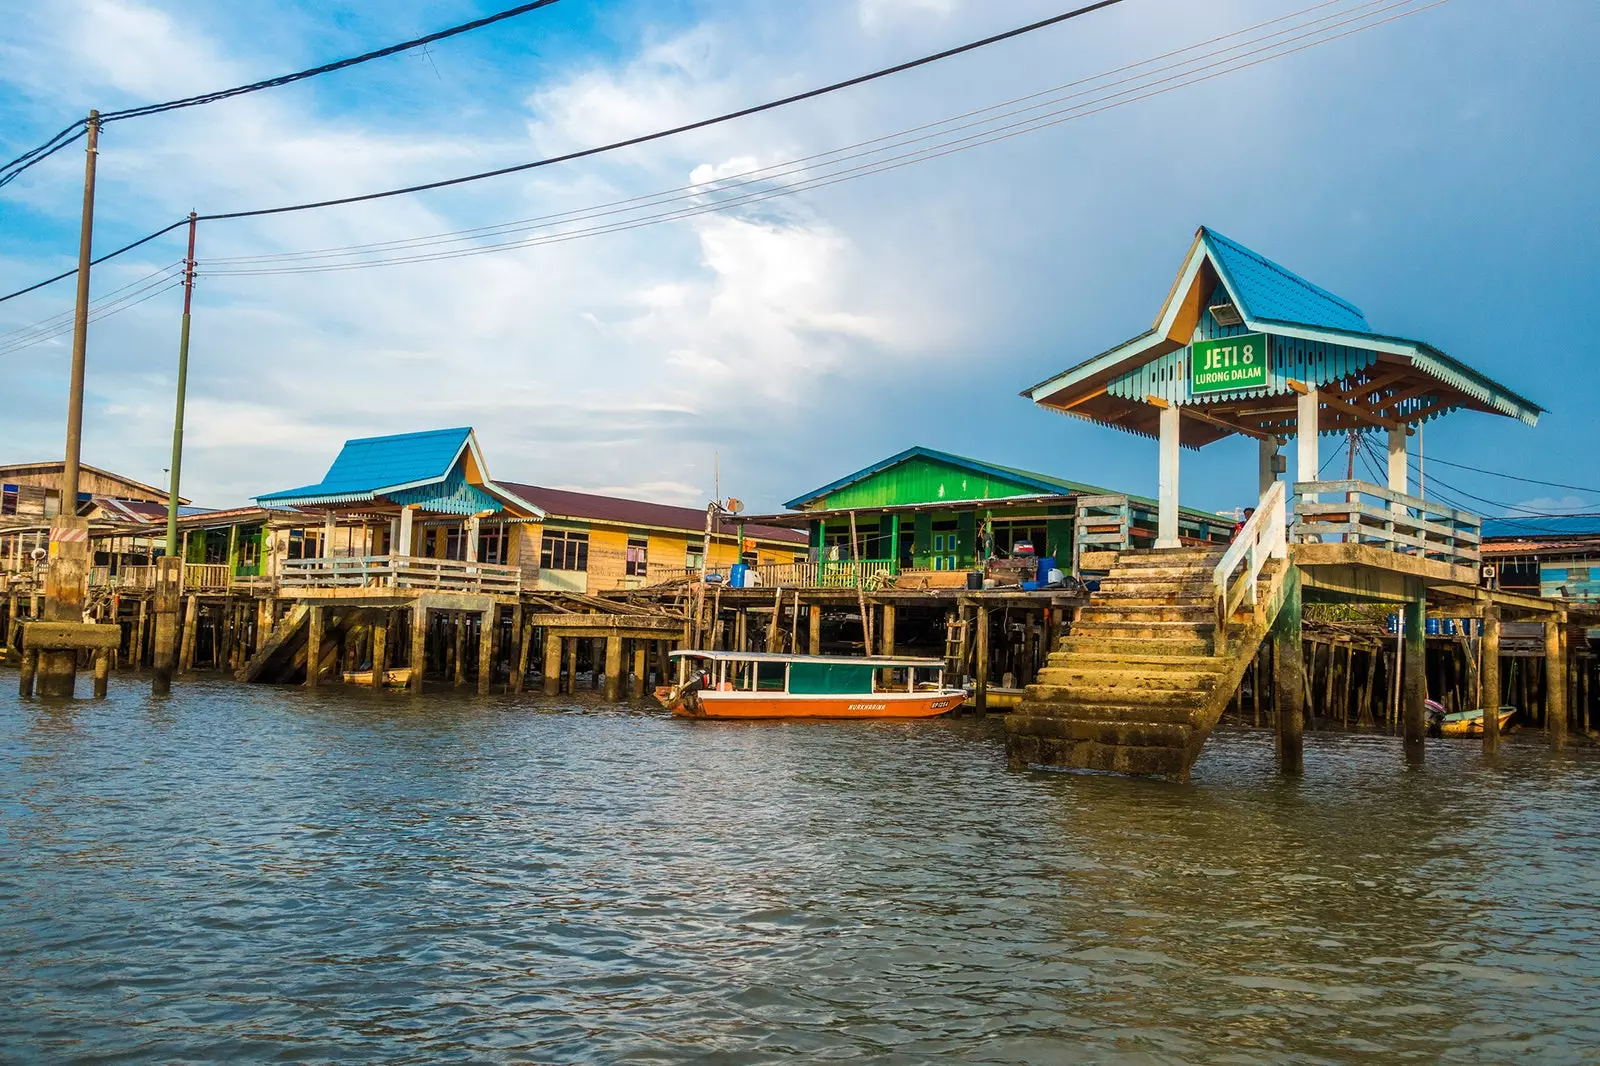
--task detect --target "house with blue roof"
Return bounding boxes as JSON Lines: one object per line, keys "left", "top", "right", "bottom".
{"left": 255, "top": 427, "right": 543, "bottom": 567}
{"left": 1023, "top": 225, "right": 1542, "bottom": 548}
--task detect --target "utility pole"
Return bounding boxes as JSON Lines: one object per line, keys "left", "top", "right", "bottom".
{"left": 36, "top": 112, "right": 101, "bottom": 697}
{"left": 153, "top": 212, "right": 198, "bottom": 696}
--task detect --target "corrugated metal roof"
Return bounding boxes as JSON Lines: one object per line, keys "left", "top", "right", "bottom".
{"left": 500, "top": 482, "right": 807, "bottom": 544}
{"left": 1204, "top": 228, "right": 1371, "bottom": 334}
{"left": 257, "top": 427, "right": 471, "bottom": 503}
{"left": 1482, "top": 515, "right": 1600, "bottom": 539}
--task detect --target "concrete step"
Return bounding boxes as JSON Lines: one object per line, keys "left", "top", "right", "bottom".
{"left": 1114, "top": 550, "right": 1224, "bottom": 567}
{"left": 1057, "top": 636, "right": 1215, "bottom": 658}
{"left": 1094, "top": 581, "right": 1216, "bottom": 599}
{"left": 1078, "top": 604, "right": 1215, "bottom": 624}
{"left": 1105, "top": 565, "right": 1216, "bottom": 582}
{"left": 1044, "top": 649, "right": 1226, "bottom": 671}
{"left": 1072, "top": 620, "right": 1213, "bottom": 642}
{"left": 1008, "top": 708, "right": 1194, "bottom": 750}
{"left": 1035, "top": 665, "right": 1222, "bottom": 692}
{"left": 1025, "top": 681, "right": 1202, "bottom": 709}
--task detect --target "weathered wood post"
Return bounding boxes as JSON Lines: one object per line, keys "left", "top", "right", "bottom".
{"left": 152, "top": 557, "right": 182, "bottom": 693}
{"left": 508, "top": 603, "right": 525, "bottom": 693}
{"left": 514, "top": 620, "right": 532, "bottom": 694}
{"left": 305, "top": 605, "right": 324, "bottom": 688}
{"left": 1272, "top": 568, "right": 1304, "bottom": 773}
{"left": 409, "top": 604, "right": 427, "bottom": 693}
{"left": 808, "top": 602, "right": 822, "bottom": 656}
{"left": 543, "top": 630, "right": 561, "bottom": 696}
{"left": 1481, "top": 604, "right": 1501, "bottom": 754}
{"left": 1546, "top": 618, "right": 1567, "bottom": 748}
{"left": 477, "top": 609, "right": 493, "bottom": 696}
{"left": 453, "top": 613, "right": 467, "bottom": 686}
{"left": 632, "top": 642, "right": 647, "bottom": 698}
{"left": 92, "top": 649, "right": 109, "bottom": 698}
{"left": 766, "top": 588, "right": 783, "bottom": 652}
{"left": 1403, "top": 581, "right": 1427, "bottom": 763}
{"left": 371, "top": 610, "right": 389, "bottom": 687}
{"left": 566, "top": 637, "right": 579, "bottom": 695}
{"left": 604, "top": 633, "right": 624, "bottom": 701}
{"left": 19, "top": 646, "right": 38, "bottom": 697}
{"left": 134, "top": 598, "right": 147, "bottom": 671}
{"left": 975, "top": 603, "right": 990, "bottom": 714}
{"left": 179, "top": 593, "right": 199, "bottom": 674}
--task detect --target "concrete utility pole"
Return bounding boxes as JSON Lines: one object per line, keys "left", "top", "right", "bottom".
{"left": 36, "top": 112, "right": 101, "bottom": 697}
{"left": 153, "top": 212, "right": 198, "bottom": 695}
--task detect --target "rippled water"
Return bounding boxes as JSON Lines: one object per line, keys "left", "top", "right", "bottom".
{"left": 2, "top": 677, "right": 1598, "bottom": 1064}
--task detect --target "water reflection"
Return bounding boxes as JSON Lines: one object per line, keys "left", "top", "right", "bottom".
{"left": 1, "top": 678, "right": 1596, "bottom": 1063}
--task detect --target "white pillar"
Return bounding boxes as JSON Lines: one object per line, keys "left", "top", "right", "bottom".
{"left": 398, "top": 505, "right": 415, "bottom": 559}
{"left": 1297, "top": 388, "right": 1320, "bottom": 504}
{"left": 465, "top": 515, "right": 481, "bottom": 563}
{"left": 1387, "top": 426, "right": 1408, "bottom": 496}
{"left": 1258, "top": 435, "right": 1280, "bottom": 499}
{"left": 1156, "top": 404, "right": 1181, "bottom": 549}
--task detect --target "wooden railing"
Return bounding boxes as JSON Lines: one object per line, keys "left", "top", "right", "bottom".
{"left": 643, "top": 560, "right": 899, "bottom": 589}
{"left": 1291, "top": 480, "right": 1480, "bottom": 568}
{"left": 1213, "top": 480, "right": 1288, "bottom": 650}
{"left": 1074, "top": 494, "right": 1132, "bottom": 573}
{"left": 280, "top": 554, "right": 522, "bottom": 594}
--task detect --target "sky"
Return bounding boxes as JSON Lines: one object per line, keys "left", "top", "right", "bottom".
{"left": 1, "top": 0, "right": 1596, "bottom": 518}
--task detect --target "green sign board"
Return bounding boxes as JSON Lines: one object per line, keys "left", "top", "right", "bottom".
{"left": 1191, "top": 333, "right": 1269, "bottom": 395}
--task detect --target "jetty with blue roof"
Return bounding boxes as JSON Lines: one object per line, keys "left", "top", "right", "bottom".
{"left": 1008, "top": 226, "right": 1569, "bottom": 782}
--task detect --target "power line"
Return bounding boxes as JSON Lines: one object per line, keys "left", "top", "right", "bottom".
{"left": 198, "top": 0, "right": 1134, "bottom": 222}
{"left": 0, "top": 219, "right": 191, "bottom": 305}
{"left": 0, "top": 0, "right": 1136, "bottom": 301}
{"left": 1410, "top": 452, "right": 1600, "bottom": 497}
{"left": 201, "top": 0, "right": 1441, "bottom": 278}
{"left": 0, "top": 261, "right": 181, "bottom": 345}
{"left": 203, "top": 0, "right": 1394, "bottom": 268}
{"left": 0, "top": 0, "right": 566, "bottom": 188}
{"left": 0, "top": 270, "right": 184, "bottom": 357}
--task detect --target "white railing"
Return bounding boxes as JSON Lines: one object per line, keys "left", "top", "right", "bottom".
{"left": 1213, "top": 479, "right": 1288, "bottom": 649}
{"left": 280, "top": 554, "right": 522, "bottom": 594}
{"left": 1291, "top": 480, "right": 1480, "bottom": 568}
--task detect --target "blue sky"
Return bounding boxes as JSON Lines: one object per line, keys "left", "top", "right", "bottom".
{"left": 1, "top": 0, "right": 1596, "bottom": 517}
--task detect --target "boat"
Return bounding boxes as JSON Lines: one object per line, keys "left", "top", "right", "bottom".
{"left": 1439, "top": 705, "right": 1517, "bottom": 737}
{"left": 656, "top": 650, "right": 966, "bottom": 719}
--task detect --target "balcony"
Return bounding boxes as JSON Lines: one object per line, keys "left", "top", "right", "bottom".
{"left": 1291, "top": 480, "right": 1480, "bottom": 569}
{"left": 279, "top": 554, "right": 523, "bottom": 594}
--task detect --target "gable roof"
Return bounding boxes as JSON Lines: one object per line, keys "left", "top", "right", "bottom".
{"left": 500, "top": 482, "right": 806, "bottom": 544}
{"left": 256, "top": 427, "right": 540, "bottom": 515}
{"left": 782, "top": 445, "right": 1214, "bottom": 519}
{"left": 1024, "top": 226, "right": 1542, "bottom": 443}
{"left": 0, "top": 461, "right": 187, "bottom": 505}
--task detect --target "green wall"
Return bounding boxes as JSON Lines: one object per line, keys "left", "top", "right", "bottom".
{"left": 821, "top": 456, "right": 1050, "bottom": 510}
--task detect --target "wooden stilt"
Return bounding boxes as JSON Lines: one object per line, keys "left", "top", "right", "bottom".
{"left": 566, "top": 637, "right": 579, "bottom": 696}
{"left": 179, "top": 594, "right": 198, "bottom": 673}
{"left": 453, "top": 613, "right": 466, "bottom": 686}
{"left": 1402, "top": 582, "right": 1427, "bottom": 763}
{"left": 1273, "top": 569, "right": 1304, "bottom": 774}
{"left": 632, "top": 642, "right": 647, "bottom": 698}
{"left": 509, "top": 604, "right": 525, "bottom": 694}
{"left": 305, "top": 605, "right": 324, "bottom": 688}
{"left": 1546, "top": 619, "right": 1567, "bottom": 749}
{"left": 542, "top": 630, "right": 561, "bottom": 696}
{"left": 975, "top": 604, "right": 990, "bottom": 714}
{"left": 1481, "top": 605, "right": 1501, "bottom": 754}
{"left": 409, "top": 604, "right": 427, "bottom": 693}
{"left": 808, "top": 602, "right": 821, "bottom": 656}
{"left": 477, "top": 610, "right": 493, "bottom": 696}
{"left": 604, "top": 635, "right": 623, "bottom": 701}
{"left": 92, "top": 650, "right": 109, "bottom": 698}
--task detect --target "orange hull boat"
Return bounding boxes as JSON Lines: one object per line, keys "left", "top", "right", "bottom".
{"left": 658, "top": 650, "right": 965, "bottom": 720}
{"left": 656, "top": 687, "right": 965, "bottom": 719}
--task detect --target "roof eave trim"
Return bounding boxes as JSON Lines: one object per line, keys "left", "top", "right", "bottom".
{"left": 1023, "top": 329, "right": 1165, "bottom": 404}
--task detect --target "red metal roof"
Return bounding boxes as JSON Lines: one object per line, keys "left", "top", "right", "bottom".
{"left": 498, "top": 483, "right": 807, "bottom": 544}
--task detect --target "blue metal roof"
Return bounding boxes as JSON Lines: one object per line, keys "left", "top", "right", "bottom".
{"left": 257, "top": 427, "right": 472, "bottom": 503}
{"left": 1482, "top": 514, "right": 1600, "bottom": 539}
{"left": 1203, "top": 227, "right": 1371, "bottom": 334}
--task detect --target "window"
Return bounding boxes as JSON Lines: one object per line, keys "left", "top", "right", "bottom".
{"left": 1568, "top": 566, "right": 1591, "bottom": 584}
{"left": 542, "top": 530, "right": 589, "bottom": 571}
{"left": 686, "top": 545, "right": 704, "bottom": 571}
{"left": 478, "top": 525, "right": 505, "bottom": 564}
{"left": 929, "top": 533, "right": 956, "bottom": 571}
{"left": 626, "top": 536, "right": 649, "bottom": 577}
{"left": 424, "top": 529, "right": 439, "bottom": 558}
{"left": 444, "top": 527, "right": 467, "bottom": 561}
{"left": 1, "top": 485, "right": 15, "bottom": 515}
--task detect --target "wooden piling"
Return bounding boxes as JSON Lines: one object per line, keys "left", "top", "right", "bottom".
{"left": 1402, "top": 582, "right": 1427, "bottom": 763}
{"left": 179, "top": 594, "right": 198, "bottom": 674}
{"left": 808, "top": 602, "right": 821, "bottom": 656}
{"left": 604, "top": 635, "right": 623, "bottom": 701}
{"left": 566, "top": 638, "right": 579, "bottom": 696}
{"left": 632, "top": 642, "right": 647, "bottom": 698}
{"left": 542, "top": 630, "right": 561, "bottom": 696}
{"left": 453, "top": 613, "right": 467, "bottom": 686}
{"left": 1546, "top": 619, "right": 1567, "bottom": 749}
{"left": 1272, "top": 569, "right": 1304, "bottom": 773}
{"left": 975, "top": 604, "right": 990, "bottom": 714}
{"left": 509, "top": 604, "right": 525, "bottom": 694}
{"left": 305, "top": 605, "right": 324, "bottom": 688}
{"left": 19, "top": 646, "right": 38, "bottom": 697}
{"left": 92, "top": 649, "right": 109, "bottom": 699}
{"left": 478, "top": 610, "right": 493, "bottom": 696}
{"left": 409, "top": 604, "right": 427, "bottom": 694}
{"left": 133, "top": 598, "right": 147, "bottom": 671}
{"left": 371, "top": 610, "right": 389, "bottom": 687}
{"left": 1481, "top": 605, "right": 1501, "bottom": 754}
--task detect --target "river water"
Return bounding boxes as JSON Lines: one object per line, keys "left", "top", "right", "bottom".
{"left": 1, "top": 678, "right": 1597, "bottom": 1064}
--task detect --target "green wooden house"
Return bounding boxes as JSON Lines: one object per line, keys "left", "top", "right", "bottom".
{"left": 776, "top": 446, "right": 1229, "bottom": 574}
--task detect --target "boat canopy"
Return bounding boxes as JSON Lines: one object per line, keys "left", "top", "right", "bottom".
{"left": 669, "top": 650, "right": 945, "bottom": 669}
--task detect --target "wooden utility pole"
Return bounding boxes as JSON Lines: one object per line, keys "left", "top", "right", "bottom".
{"left": 60, "top": 111, "right": 101, "bottom": 509}
{"left": 153, "top": 212, "right": 197, "bottom": 695}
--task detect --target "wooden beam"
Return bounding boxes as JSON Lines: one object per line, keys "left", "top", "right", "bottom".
{"left": 1143, "top": 394, "right": 1170, "bottom": 409}
{"left": 1176, "top": 404, "right": 1270, "bottom": 441}
{"left": 1317, "top": 389, "right": 1407, "bottom": 433}
{"left": 1062, "top": 385, "right": 1109, "bottom": 411}
{"left": 1285, "top": 379, "right": 1310, "bottom": 395}
{"left": 1399, "top": 397, "right": 1458, "bottom": 425}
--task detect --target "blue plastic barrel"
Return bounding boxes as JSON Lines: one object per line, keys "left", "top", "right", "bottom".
{"left": 729, "top": 562, "right": 747, "bottom": 589}
{"left": 1426, "top": 617, "right": 1441, "bottom": 636}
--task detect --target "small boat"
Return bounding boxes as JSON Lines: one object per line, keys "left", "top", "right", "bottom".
{"left": 340, "top": 666, "right": 413, "bottom": 687}
{"left": 657, "top": 650, "right": 966, "bottom": 719}
{"left": 1439, "top": 705, "right": 1517, "bottom": 737}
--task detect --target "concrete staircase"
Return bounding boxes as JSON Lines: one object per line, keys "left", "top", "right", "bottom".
{"left": 1007, "top": 546, "right": 1286, "bottom": 781}
{"left": 238, "top": 604, "right": 343, "bottom": 684}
